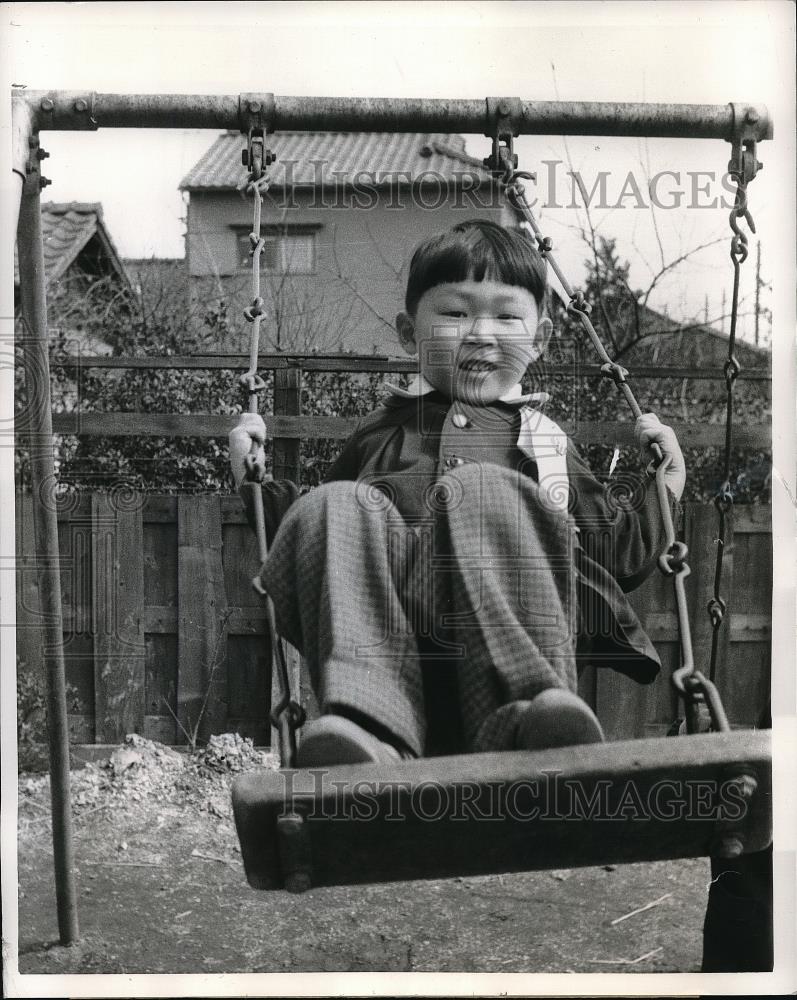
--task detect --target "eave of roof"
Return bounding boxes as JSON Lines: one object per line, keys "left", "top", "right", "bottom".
{"left": 179, "top": 131, "right": 497, "bottom": 192}
{"left": 14, "top": 202, "right": 133, "bottom": 292}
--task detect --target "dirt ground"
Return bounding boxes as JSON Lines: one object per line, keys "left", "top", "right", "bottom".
{"left": 16, "top": 734, "right": 711, "bottom": 975}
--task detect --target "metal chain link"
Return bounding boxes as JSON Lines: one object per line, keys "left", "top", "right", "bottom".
{"left": 496, "top": 151, "right": 730, "bottom": 733}
{"left": 705, "top": 172, "right": 755, "bottom": 689}
{"left": 240, "top": 129, "right": 305, "bottom": 766}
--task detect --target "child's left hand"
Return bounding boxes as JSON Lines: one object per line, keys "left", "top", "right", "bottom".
{"left": 635, "top": 413, "right": 686, "bottom": 501}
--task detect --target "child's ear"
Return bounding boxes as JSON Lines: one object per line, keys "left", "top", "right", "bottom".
{"left": 531, "top": 316, "right": 553, "bottom": 361}
{"left": 396, "top": 311, "right": 417, "bottom": 355}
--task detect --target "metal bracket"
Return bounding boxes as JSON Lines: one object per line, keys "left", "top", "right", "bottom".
{"left": 34, "top": 91, "right": 99, "bottom": 131}
{"left": 483, "top": 97, "right": 523, "bottom": 177}
{"left": 23, "top": 133, "right": 52, "bottom": 193}
{"left": 709, "top": 765, "right": 761, "bottom": 859}
{"left": 238, "top": 92, "right": 276, "bottom": 134}
{"left": 276, "top": 811, "right": 312, "bottom": 893}
{"left": 727, "top": 103, "right": 770, "bottom": 184}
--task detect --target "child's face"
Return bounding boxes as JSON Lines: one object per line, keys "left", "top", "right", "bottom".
{"left": 397, "top": 279, "right": 551, "bottom": 404}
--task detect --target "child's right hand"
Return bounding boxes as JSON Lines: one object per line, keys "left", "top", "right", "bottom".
{"left": 229, "top": 412, "right": 267, "bottom": 488}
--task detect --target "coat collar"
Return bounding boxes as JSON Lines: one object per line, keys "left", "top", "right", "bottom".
{"left": 384, "top": 374, "right": 550, "bottom": 408}
{"left": 383, "top": 375, "right": 567, "bottom": 460}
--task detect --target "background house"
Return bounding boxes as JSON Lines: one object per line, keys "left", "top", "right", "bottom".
{"left": 14, "top": 202, "right": 133, "bottom": 356}
{"left": 179, "top": 132, "right": 508, "bottom": 353}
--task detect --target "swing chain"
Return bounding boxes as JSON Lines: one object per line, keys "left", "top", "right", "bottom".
{"left": 239, "top": 133, "right": 306, "bottom": 767}
{"left": 704, "top": 157, "right": 756, "bottom": 685}
{"left": 494, "top": 162, "right": 732, "bottom": 732}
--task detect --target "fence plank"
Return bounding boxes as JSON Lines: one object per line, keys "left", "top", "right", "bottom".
{"left": 177, "top": 496, "right": 229, "bottom": 744}
{"left": 52, "top": 411, "right": 772, "bottom": 449}
{"left": 91, "top": 495, "right": 146, "bottom": 743}
{"left": 272, "top": 367, "right": 302, "bottom": 484}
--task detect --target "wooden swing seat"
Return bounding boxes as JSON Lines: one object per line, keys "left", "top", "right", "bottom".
{"left": 232, "top": 729, "right": 771, "bottom": 893}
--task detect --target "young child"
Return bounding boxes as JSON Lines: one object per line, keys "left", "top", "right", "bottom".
{"left": 230, "top": 220, "right": 686, "bottom": 766}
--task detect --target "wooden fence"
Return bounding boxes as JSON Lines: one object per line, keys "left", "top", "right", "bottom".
{"left": 15, "top": 491, "right": 771, "bottom": 746}
{"left": 16, "top": 352, "right": 771, "bottom": 746}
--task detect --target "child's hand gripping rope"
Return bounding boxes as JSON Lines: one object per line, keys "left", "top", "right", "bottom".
{"left": 230, "top": 412, "right": 268, "bottom": 489}
{"left": 635, "top": 413, "right": 686, "bottom": 501}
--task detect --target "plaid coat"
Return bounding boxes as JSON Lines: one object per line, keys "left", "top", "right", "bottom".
{"left": 245, "top": 392, "right": 669, "bottom": 688}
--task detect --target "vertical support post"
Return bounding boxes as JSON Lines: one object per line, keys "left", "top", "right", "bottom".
{"left": 16, "top": 168, "right": 80, "bottom": 944}
{"left": 272, "top": 365, "right": 301, "bottom": 484}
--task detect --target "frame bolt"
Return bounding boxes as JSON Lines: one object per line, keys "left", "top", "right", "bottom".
{"left": 36, "top": 148, "right": 50, "bottom": 160}
{"left": 248, "top": 100, "right": 261, "bottom": 113}
{"left": 498, "top": 100, "right": 511, "bottom": 117}
{"left": 715, "top": 835, "right": 744, "bottom": 859}
{"left": 74, "top": 98, "right": 88, "bottom": 112}
{"left": 39, "top": 176, "right": 52, "bottom": 189}
{"left": 745, "top": 107, "right": 760, "bottom": 124}
{"left": 40, "top": 98, "right": 54, "bottom": 112}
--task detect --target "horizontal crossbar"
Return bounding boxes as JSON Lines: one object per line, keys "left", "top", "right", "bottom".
{"left": 232, "top": 730, "right": 771, "bottom": 891}
{"left": 49, "top": 412, "right": 771, "bottom": 448}
{"left": 17, "top": 91, "right": 774, "bottom": 141}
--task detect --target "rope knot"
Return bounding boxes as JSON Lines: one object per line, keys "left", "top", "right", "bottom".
{"left": 659, "top": 540, "right": 689, "bottom": 577}
{"left": 599, "top": 361, "right": 629, "bottom": 386}
{"left": 243, "top": 297, "right": 265, "bottom": 322}
{"left": 239, "top": 371, "right": 267, "bottom": 394}
{"left": 567, "top": 292, "right": 592, "bottom": 316}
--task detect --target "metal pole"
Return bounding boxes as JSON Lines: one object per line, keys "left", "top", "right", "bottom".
{"left": 11, "top": 96, "right": 34, "bottom": 237}
{"left": 19, "top": 90, "right": 774, "bottom": 142}
{"left": 16, "top": 148, "right": 80, "bottom": 944}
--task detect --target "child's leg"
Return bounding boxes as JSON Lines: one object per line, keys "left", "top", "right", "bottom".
{"left": 261, "top": 480, "right": 426, "bottom": 756}
{"left": 433, "top": 463, "right": 580, "bottom": 749}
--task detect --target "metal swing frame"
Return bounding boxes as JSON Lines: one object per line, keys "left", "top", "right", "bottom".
{"left": 11, "top": 91, "right": 773, "bottom": 925}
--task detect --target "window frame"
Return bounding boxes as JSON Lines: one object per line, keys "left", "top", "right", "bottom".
{"left": 232, "top": 222, "right": 322, "bottom": 276}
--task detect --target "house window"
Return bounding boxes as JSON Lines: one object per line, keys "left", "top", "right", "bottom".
{"left": 235, "top": 225, "right": 318, "bottom": 274}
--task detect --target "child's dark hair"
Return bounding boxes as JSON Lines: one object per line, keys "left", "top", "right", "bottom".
{"left": 405, "top": 219, "right": 547, "bottom": 315}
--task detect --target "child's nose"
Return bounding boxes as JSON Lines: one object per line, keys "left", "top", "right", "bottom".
{"left": 463, "top": 318, "right": 498, "bottom": 344}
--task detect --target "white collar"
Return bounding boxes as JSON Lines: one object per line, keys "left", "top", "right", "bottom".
{"left": 383, "top": 374, "right": 569, "bottom": 476}
{"left": 384, "top": 373, "right": 550, "bottom": 407}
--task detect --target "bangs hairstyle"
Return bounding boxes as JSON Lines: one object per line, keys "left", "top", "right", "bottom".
{"left": 405, "top": 219, "right": 548, "bottom": 316}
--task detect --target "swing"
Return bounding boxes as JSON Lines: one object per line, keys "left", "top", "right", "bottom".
{"left": 231, "top": 122, "right": 772, "bottom": 892}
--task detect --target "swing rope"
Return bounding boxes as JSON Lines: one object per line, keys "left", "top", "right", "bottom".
{"left": 240, "top": 128, "right": 305, "bottom": 767}
{"left": 487, "top": 135, "right": 756, "bottom": 736}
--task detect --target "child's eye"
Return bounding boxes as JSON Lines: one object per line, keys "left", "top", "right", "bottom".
{"left": 498, "top": 314, "right": 522, "bottom": 321}
{"left": 441, "top": 310, "right": 467, "bottom": 318}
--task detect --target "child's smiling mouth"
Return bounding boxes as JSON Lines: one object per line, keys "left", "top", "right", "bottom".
{"left": 458, "top": 358, "right": 499, "bottom": 373}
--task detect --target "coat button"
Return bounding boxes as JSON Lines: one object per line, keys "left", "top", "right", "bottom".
{"left": 445, "top": 456, "right": 466, "bottom": 469}
{"left": 452, "top": 413, "right": 471, "bottom": 429}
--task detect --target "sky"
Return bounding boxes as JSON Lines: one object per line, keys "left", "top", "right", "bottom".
{"left": 3, "top": 0, "right": 795, "bottom": 341}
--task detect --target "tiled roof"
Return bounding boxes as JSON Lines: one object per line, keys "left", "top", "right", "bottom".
{"left": 179, "top": 131, "right": 495, "bottom": 190}
{"left": 14, "top": 202, "right": 129, "bottom": 288}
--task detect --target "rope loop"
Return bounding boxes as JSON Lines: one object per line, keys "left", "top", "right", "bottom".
{"left": 599, "top": 361, "right": 629, "bottom": 386}
{"left": 658, "top": 540, "right": 689, "bottom": 577}
{"left": 537, "top": 234, "right": 554, "bottom": 253}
